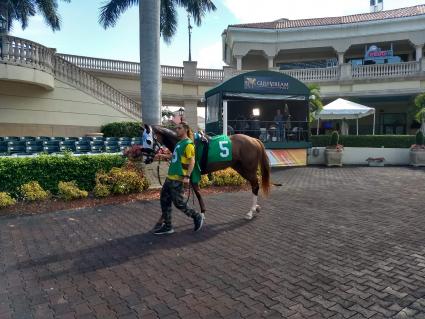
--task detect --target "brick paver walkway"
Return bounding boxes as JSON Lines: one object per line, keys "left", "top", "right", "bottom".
{"left": 1, "top": 167, "right": 425, "bottom": 319}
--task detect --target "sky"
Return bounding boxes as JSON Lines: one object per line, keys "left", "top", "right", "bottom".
{"left": 10, "top": 0, "right": 425, "bottom": 69}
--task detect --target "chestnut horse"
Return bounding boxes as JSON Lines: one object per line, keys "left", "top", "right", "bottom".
{"left": 142, "top": 125, "right": 271, "bottom": 220}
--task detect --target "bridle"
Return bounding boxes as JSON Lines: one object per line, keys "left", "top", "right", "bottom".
{"left": 141, "top": 131, "right": 163, "bottom": 165}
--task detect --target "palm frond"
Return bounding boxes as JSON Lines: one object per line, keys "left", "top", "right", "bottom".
{"left": 176, "top": 0, "right": 216, "bottom": 26}
{"left": 160, "top": 0, "right": 177, "bottom": 43}
{"left": 99, "top": 0, "right": 138, "bottom": 29}
{"left": 35, "top": 0, "right": 60, "bottom": 30}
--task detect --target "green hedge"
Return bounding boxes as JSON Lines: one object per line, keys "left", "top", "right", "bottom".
{"left": 0, "top": 154, "right": 126, "bottom": 196}
{"left": 311, "top": 135, "right": 415, "bottom": 148}
{"left": 101, "top": 122, "right": 143, "bottom": 137}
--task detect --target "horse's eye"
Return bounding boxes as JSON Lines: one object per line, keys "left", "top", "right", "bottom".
{"left": 147, "top": 140, "right": 152, "bottom": 145}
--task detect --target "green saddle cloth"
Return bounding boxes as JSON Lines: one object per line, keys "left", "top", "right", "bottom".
{"left": 191, "top": 135, "right": 232, "bottom": 184}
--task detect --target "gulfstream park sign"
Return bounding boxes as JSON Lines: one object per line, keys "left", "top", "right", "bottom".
{"left": 244, "top": 76, "right": 289, "bottom": 91}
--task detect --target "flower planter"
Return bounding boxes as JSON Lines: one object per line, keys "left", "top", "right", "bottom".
{"left": 325, "top": 149, "right": 343, "bottom": 167}
{"left": 410, "top": 149, "right": 425, "bottom": 167}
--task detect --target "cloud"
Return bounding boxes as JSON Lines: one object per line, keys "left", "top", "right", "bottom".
{"left": 196, "top": 40, "right": 224, "bottom": 69}
{"left": 222, "top": 0, "right": 425, "bottom": 23}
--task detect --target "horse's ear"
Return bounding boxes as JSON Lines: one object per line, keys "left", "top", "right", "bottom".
{"left": 144, "top": 124, "right": 150, "bottom": 134}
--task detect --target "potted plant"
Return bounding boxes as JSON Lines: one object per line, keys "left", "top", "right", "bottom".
{"left": 325, "top": 131, "right": 343, "bottom": 167}
{"left": 410, "top": 130, "right": 425, "bottom": 167}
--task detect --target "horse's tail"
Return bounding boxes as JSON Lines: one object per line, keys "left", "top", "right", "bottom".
{"left": 257, "top": 140, "right": 271, "bottom": 196}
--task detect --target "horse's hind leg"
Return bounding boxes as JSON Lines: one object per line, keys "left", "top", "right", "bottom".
{"left": 234, "top": 166, "right": 259, "bottom": 220}
{"left": 192, "top": 183, "right": 206, "bottom": 216}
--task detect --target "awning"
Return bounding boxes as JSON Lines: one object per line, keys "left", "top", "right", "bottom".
{"left": 316, "top": 98, "right": 375, "bottom": 120}
{"left": 223, "top": 92, "right": 307, "bottom": 101}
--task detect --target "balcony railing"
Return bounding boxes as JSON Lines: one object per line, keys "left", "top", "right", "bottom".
{"left": 282, "top": 67, "right": 340, "bottom": 82}
{"left": 352, "top": 61, "right": 420, "bottom": 79}
{"left": 56, "top": 53, "right": 425, "bottom": 83}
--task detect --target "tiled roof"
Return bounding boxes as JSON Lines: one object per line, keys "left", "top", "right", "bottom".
{"left": 230, "top": 5, "right": 425, "bottom": 30}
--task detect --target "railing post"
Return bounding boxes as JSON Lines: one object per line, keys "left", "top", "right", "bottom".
{"left": 183, "top": 60, "right": 197, "bottom": 81}
{"left": 340, "top": 63, "right": 352, "bottom": 81}
{"left": 0, "top": 35, "right": 8, "bottom": 60}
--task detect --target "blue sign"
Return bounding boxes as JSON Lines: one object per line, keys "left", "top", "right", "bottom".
{"left": 244, "top": 76, "right": 289, "bottom": 92}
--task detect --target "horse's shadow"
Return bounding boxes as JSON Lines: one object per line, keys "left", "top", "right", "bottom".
{"left": 13, "top": 218, "right": 251, "bottom": 280}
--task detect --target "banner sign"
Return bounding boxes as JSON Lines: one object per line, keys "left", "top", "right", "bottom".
{"left": 266, "top": 149, "right": 307, "bottom": 167}
{"left": 244, "top": 76, "right": 289, "bottom": 92}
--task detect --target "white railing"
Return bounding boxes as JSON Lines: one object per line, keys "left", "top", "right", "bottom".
{"left": 161, "top": 65, "right": 184, "bottom": 78}
{"left": 197, "top": 68, "right": 224, "bottom": 81}
{"left": 282, "top": 67, "right": 340, "bottom": 82}
{"left": 0, "top": 36, "right": 55, "bottom": 73}
{"left": 352, "top": 62, "right": 420, "bottom": 79}
{"left": 1, "top": 36, "right": 140, "bottom": 120}
{"left": 60, "top": 54, "right": 140, "bottom": 74}
{"left": 59, "top": 54, "right": 185, "bottom": 79}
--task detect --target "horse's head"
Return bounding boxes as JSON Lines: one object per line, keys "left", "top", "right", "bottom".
{"left": 142, "top": 124, "right": 161, "bottom": 164}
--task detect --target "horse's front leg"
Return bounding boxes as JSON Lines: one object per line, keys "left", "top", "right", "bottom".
{"left": 191, "top": 182, "right": 206, "bottom": 217}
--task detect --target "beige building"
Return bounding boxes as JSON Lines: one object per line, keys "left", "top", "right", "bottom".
{"left": 2, "top": 4, "right": 425, "bottom": 136}
{"left": 222, "top": 4, "right": 425, "bottom": 134}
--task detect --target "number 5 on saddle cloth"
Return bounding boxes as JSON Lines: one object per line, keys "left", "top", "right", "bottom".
{"left": 192, "top": 133, "right": 233, "bottom": 184}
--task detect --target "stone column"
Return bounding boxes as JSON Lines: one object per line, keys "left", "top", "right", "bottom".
{"left": 267, "top": 56, "right": 274, "bottom": 69}
{"left": 416, "top": 44, "right": 424, "bottom": 62}
{"left": 340, "top": 63, "right": 352, "bottom": 81}
{"left": 183, "top": 60, "right": 197, "bottom": 81}
{"left": 337, "top": 52, "right": 345, "bottom": 65}
{"left": 183, "top": 100, "right": 199, "bottom": 130}
{"left": 223, "top": 66, "right": 234, "bottom": 80}
{"left": 236, "top": 55, "right": 243, "bottom": 71}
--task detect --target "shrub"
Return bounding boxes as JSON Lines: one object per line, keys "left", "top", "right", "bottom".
{"left": 416, "top": 130, "right": 425, "bottom": 146}
{"left": 199, "top": 174, "right": 212, "bottom": 188}
{"left": 329, "top": 131, "right": 339, "bottom": 146}
{"left": 0, "top": 192, "right": 16, "bottom": 209}
{"left": 93, "top": 184, "right": 111, "bottom": 198}
{"left": 94, "top": 166, "right": 149, "bottom": 197}
{"left": 311, "top": 135, "right": 416, "bottom": 148}
{"left": 211, "top": 168, "right": 246, "bottom": 187}
{"left": 19, "top": 181, "right": 49, "bottom": 201}
{"left": 0, "top": 154, "right": 126, "bottom": 196}
{"left": 101, "top": 122, "right": 143, "bottom": 137}
{"left": 58, "top": 181, "right": 88, "bottom": 201}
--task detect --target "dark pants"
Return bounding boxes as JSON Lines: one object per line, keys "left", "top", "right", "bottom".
{"left": 160, "top": 179, "right": 197, "bottom": 227}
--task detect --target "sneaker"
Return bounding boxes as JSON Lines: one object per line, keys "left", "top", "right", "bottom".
{"left": 152, "top": 222, "right": 164, "bottom": 232}
{"left": 193, "top": 213, "right": 204, "bottom": 232}
{"left": 154, "top": 224, "right": 174, "bottom": 235}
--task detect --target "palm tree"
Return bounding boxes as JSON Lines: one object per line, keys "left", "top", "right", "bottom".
{"left": 414, "top": 93, "right": 425, "bottom": 133}
{"left": 99, "top": 0, "right": 216, "bottom": 125}
{"left": 0, "top": 0, "right": 70, "bottom": 33}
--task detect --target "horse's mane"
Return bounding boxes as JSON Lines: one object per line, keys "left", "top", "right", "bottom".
{"left": 152, "top": 125, "right": 179, "bottom": 151}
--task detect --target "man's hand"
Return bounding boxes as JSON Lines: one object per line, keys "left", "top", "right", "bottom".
{"left": 154, "top": 153, "right": 171, "bottom": 161}
{"left": 183, "top": 176, "right": 190, "bottom": 184}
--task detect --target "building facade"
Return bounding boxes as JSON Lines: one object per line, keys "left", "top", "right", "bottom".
{"left": 2, "top": 4, "right": 425, "bottom": 136}
{"left": 222, "top": 4, "right": 425, "bottom": 134}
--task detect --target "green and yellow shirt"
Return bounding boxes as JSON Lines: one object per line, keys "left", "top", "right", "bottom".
{"left": 167, "top": 138, "right": 195, "bottom": 181}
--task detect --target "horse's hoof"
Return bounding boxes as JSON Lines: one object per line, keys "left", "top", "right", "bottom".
{"left": 255, "top": 205, "right": 261, "bottom": 213}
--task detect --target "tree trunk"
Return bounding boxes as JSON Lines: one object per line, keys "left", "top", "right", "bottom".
{"left": 139, "top": 0, "right": 161, "bottom": 125}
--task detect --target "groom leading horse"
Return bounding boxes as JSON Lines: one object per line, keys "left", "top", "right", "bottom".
{"left": 142, "top": 122, "right": 271, "bottom": 230}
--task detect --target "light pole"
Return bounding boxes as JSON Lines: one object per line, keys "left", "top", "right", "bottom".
{"left": 187, "top": 11, "right": 193, "bottom": 61}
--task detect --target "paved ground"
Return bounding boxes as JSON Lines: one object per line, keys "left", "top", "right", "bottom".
{"left": 1, "top": 167, "right": 425, "bottom": 319}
